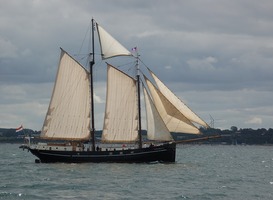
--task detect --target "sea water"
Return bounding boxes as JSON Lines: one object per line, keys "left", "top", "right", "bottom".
{"left": 0, "top": 144, "right": 272, "bottom": 200}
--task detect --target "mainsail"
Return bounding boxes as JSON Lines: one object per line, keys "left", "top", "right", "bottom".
{"left": 96, "top": 23, "right": 132, "bottom": 60}
{"left": 143, "top": 86, "right": 173, "bottom": 141}
{"left": 102, "top": 64, "right": 139, "bottom": 143}
{"left": 145, "top": 77, "right": 200, "bottom": 134}
{"left": 41, "top": 49, "right": 91, "bottom": 140}
{"left": 149, "top": 70, "right": 209, "bottom": 128}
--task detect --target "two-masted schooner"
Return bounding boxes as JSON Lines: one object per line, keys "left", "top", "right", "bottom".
{"left": 22, "top": 19, "right": 209, "bottom": 163}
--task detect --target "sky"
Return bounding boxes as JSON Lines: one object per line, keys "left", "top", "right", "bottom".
{"left": 0, "top": 0, "right": 273, "bottom": 131}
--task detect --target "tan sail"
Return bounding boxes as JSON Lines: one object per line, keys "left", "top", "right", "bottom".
{"left": 102, "top": 64, "right": 139, "bottom": 143}
{"left": 149, "top": 70, "right": 209, "bottom": 128}
{"left": 96, "top": 23, "right": 132, "bottom": 60}
{"left": 145, "top": 77, "right": 200, "bottom": 134}
{"left": 41, "top": 49, "right": 91, "bottom": 140}
{"left": 143, "top": 86, "right": 173, "bottom": 141}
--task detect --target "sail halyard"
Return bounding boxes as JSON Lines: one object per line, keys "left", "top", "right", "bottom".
{"left": 41, "top": 48, "right": 91, "bottom": 141}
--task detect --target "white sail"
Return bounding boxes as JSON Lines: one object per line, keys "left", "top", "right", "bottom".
{"left": 143, "top": 86, "right": 173, "bottom": 141}
{"left": 145, "top": 77, "right": 200, "bottom": 134}
{"left": 41, "top": 49, "right": 91, "bottom": 141}
{"left": 96, "top": 23, "right": 132, "bottom": 60}
{"left": 102, "top": 64, "right": 139, "bottom": 143}
{"left": 149, "top": 70, "right": 209, "bottom": 128}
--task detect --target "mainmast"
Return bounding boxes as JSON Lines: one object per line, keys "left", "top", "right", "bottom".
{"left": 90, "top": 18, "right": 96, "bottom": 151}
{"left": 136, "top": 50, "right": 142, "bottom": 148}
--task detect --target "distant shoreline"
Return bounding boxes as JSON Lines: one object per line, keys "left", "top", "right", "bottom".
{"left": 2, "top": 138, "right": 273, "bottom": 146}
{"left": 1, "top": 127, "right": 273, "bottom": 145}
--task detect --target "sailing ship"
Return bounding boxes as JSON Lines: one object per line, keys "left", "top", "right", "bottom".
{"left": 22, "top": 19, "right": 210, "bottom": 163}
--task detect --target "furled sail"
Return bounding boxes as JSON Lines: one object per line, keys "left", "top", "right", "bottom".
{"left": 40, "top": 49, "right": 91, "bottom": 141}
{"left": 149, "top": 70, "right": 209, "bottom": 128}
{"left": 145, "top": 77, "right": 200, "bottom": 134}
{"left": 102, "top": 64, "right": 139, "bottom": 143}
{"left": 96, "top": 23, "right": 132, "bottom": 60}
{"left": 143, "top": 86, "right": 173, "bottom": 141}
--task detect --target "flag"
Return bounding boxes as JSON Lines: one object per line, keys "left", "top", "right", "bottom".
{"left": 16, "top": 125, "right": 23, "bottom": 132}
{"left": 131, "top": 46, "right": 137, "bottom": 51}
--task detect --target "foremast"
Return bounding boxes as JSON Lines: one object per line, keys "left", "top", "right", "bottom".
{"left": 90, "top": 18, "right": 96, "bottom": 151}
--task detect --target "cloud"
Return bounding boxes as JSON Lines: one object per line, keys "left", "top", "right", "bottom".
{"left": 164, "top": 65, "right": 172, "bottom": 70}
{"left": 0, "top": 37, "right": 18, "bottom": 58}
{"left": 245, "top": 117, "right": 263, "bottom": 125}
{"left": 187, "top": 56, "right": 217, "bottom": 71}
{"left": 94, "top": 93, "right": 104, "bottom": 104}
{"left": 1, "top": 0, "right": 273, "bottom": 130}
{"left": 0, "top": 83, "right": 52, "bottom": 130}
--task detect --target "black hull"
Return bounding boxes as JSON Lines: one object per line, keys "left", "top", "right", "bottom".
{"left": 28, "top": 143, "right": 176, "bottom": 163}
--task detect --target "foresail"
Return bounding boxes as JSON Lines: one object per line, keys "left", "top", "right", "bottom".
{"left": 143, "top": 86, "right": 173, "bottom": 141}
{"left": 149, "top": 70, "right": 209, "bottom": 128}
{"left": 145, "top": 77, "right": 200, "bottom": 134}
{"left": 41, "top": 49, "right": 91, "bottom": 141}
{"left": 102, "top": 64, "right": 139, "bottom": 143}
{"left": 96, "top": 23, "right": 132, "bottom": 60}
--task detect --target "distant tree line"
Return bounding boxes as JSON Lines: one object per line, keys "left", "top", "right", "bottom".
{"left": 0, "top": 128, "right": 39, "bottom": 143}
{"left": 1, "top": 127, "right": 273, "bottom": 145}
{"left": 174, "top": 127, "right": 273, "bottom": 145}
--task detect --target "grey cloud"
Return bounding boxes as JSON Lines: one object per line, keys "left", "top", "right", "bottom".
{"left": 1, "top": 0, "right": 273, "bottom": 130}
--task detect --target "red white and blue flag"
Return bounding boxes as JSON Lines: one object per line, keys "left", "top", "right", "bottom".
{"left": 131, "top": 46, "right": 137, "bottom": 51}
{"left": 16, "top": 125, "right": 23, "bottom": 132}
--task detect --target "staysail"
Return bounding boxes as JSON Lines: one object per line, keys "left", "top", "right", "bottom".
{"left": 149, "top": 70, "right": 209, "bottom": 128}
{"left": 102, "top": 64, "right": 139, "bottom": 143}
{"left": 96, "top": 23, "right": 132, "bottom": 60}
{"left": 143, "top": 86, "right": 173, "bottom": 141}
{"left": 41, "top": 49, "right": 91, "bottom": 141}
{"left": 145, "top": 77, "right": 200, "bottom": 134}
